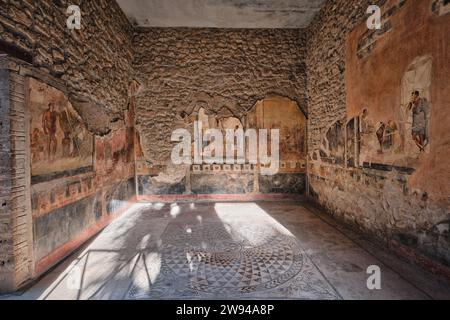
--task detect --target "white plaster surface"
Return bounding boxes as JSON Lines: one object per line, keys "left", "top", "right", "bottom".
{"left": 116, "top": 0, "right": 326, "bottom": 28}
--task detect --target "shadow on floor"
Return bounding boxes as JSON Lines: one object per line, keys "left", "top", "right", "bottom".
{"left": 3, "top": 201, "right": 450, "bottom": 300}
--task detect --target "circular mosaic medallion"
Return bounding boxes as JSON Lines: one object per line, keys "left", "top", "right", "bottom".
{"left": 160, "top": 222, "right": 305, "bottom": 294}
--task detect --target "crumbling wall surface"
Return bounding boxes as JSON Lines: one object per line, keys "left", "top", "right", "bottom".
{"left": 0, "top": 57, "right": 33, "bottom": 293}
{"left": 0, "top": 1, "right": 137, "bottom": 291}
{"left": 307, "top": 0, "right": 450, "bottom": 275}
{"left": 0, "top": 0, "right": 134, "bottom": 131}
{"left": 133, "top": 28, "right": 307, "bottom": 166}
{"left": 306, "top": 0, "right": 383, "bottom": 150}
{"left": 27, "top": 69, "right": 138, "bottom": 277}
{"left": 32, "top": 123, "right": 136, "bottom": 276}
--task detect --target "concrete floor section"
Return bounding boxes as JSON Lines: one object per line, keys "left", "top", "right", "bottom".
{"left": 2, "top": 201, "right": 450, "bottom": 300}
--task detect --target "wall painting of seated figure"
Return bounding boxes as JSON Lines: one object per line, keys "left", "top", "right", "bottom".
{"left": 28, "top": 78, "right": 94, "bottom": 182}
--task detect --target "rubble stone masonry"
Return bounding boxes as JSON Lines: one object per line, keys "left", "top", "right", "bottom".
{"left": 0, "top": 0, "right": 134, "bottom": 132}
{"left": 0, "top": 0, "right": 136, "bottom": 292}
{"left": 133, "top": 28, "right": 307, "bottom": 166}
{"left": 0, "top": 0, "right": 449, "bottom": 292}
{"left": 306, "top": 0, "right": 450, "bottom": 276}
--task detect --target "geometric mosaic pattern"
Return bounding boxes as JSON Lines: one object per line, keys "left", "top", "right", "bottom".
{"left": 4, "top": 203, "right": 444, "bottom": 300}
{"left": 163, "top": 225, "right": 304, "bottom": 294}
{"left": 128, "top": 215, "right": 341, "bottom": 300}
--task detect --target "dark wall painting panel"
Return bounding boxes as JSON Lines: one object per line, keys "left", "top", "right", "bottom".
{"left": 191, "top": 173, "right": 254, "bottom": 195}
{"left": 259, "top": 173, "right": 306, "bottom": 194}
{"left": 34, "top": 193, "right": 101, "bottom": 261}
{"left": 138, "top": 175, "right": 187, "bottom": 195}
{"left": 106, "top": 177, "right": 137, "bottom": 215}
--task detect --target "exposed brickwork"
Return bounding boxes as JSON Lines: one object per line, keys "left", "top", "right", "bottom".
{"left": 133, "top": 28, "right": 307, "bottom": 165}
{"left": 0, "top": 56, "right": 33, "bottom": 293}
{"left": 0, "top": 1, "right": 137, "bottom": 292}
{"left": 357, "top": 0, "right": 407, "bottom": 59}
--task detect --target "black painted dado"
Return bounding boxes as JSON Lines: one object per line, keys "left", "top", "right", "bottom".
{"left": 138, "top": 173, "right": 305, "bottom": 195}
{"left": 138, "top": 175, "right": 186, "bottom": 195}
{"left": 94, "top": 197, "right": 102, "bottom": 221}
{"left": 106, "top": 178, "right": 136, "bottom": 215}
{"left": 259, "top": 173, "right": 306, "bottom": 194}
{"left": 34, "top": 177, "right": 136, "bottom": 261}
{"left": 362, "top": 162, "right": 415, "bottom": 175}
{"left": 31, "top": 166, "right": 94, "bottom": 185}
{"left": 33, "top": 193, "right": 102, "bottom": 261}
{"left": 191, "top": 174, "right": 254, "bottom": 195}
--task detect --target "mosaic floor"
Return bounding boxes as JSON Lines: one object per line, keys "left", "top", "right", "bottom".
{"left": 3, "top": 202, "right": 450, "bottom": 300}
{"left": 128, "top": 213, "right": 340, "bottom": 300}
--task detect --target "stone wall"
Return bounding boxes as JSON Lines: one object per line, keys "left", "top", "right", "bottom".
{"left": 0, "top": 0, "right": 137, "bottom": 292}
{"left": 1, "top": 0, "right": 449, "bottom": 291}
{"left": 306, "top": 0, "right": 450, "bottom": 276}
{"left": 0, "top": 0, "right": 134, "bottom": 134}
{"left": 306, "top": 0, "right": 384, "bottom": 150}
{"left": 133, "top": 28, "right": 307, "bottom": 165}
{"left": 133, "top": 28, "right": 308, "bottom": 196}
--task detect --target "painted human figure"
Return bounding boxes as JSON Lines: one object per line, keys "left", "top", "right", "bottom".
{"left": 58, "top": 107, "right": 83, "bottom": 158}
{"left": 59, "top": 112, "right": 72, "bottom": 158}
{"left": 407, "top": 91, "right": 429, "bottom": 152}
{"left": 31, "top": 128, "right": 45, "bottom": 162}
{"left": 42, "top": 102, "right": 58, "bottom": 161}
{"left": 376, "top": 122, "right": 386, "bottom": 153}
{"left": 376, "top": 121, "right": 397, "bottom": 153}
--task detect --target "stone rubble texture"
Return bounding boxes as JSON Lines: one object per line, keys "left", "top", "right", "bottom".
{"left": 0, "top": 0, "right": 134, "bottom": 134}
{"left": 0, "top": 0, "right": 137, "bottom": 292}
{"left": 306, "top": 0, "right": 450, "bottom": 273}
{"left": 0, "top": 0, "right": 449, "bottom": 294}
{"left": 133, "top": 28, "right": 307, "bottom": 165}
{"left": 306, "top": 0, "right": 384, "bottom": 150}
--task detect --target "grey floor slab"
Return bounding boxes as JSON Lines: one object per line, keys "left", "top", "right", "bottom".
{"left": 2, "top": 201, "right": 450, "bottom": 300}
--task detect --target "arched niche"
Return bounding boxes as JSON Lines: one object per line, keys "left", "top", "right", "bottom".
{"left": 245, "top": 96, "right": 307, "bottom": 173}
